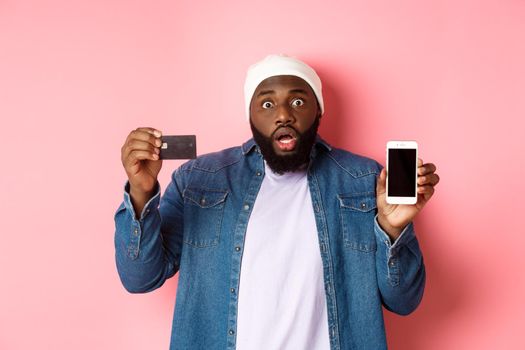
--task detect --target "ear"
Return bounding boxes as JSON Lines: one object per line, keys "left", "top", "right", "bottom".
{"left": 317, "top": 102, "right": 322, "bottom": 119}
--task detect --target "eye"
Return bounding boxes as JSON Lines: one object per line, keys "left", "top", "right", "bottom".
{"left": 262, "top": 101, "right": 274, "bottom": 109}
{"left": 291, "top": 98, "right": 304, "bottom": 107}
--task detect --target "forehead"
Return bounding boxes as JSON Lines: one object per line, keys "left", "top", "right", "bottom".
{"left": 253, "top": 75, "right": 314, "bottom": 95}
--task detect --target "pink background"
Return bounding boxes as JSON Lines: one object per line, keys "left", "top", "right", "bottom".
{"left": 1, "top": 0, "right": 524, "bottom": 349}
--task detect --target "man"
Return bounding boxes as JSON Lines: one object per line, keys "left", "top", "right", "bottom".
{"left": 115, "top": 54, "right": 440, "bottom": 350}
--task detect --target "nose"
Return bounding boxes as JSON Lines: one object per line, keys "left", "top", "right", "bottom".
{"left": 275, "top": 105, "right": 295, "bottom": 125}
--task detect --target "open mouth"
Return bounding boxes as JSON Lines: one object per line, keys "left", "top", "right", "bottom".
{"left": 273, "top": 127, "right": 298, "bottom": 152}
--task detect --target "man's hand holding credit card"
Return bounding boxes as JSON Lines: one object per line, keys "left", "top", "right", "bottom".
{"left": 120, "top": 128, "right": 196, "bottom": 218}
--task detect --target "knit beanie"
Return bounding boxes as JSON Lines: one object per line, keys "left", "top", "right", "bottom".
{"left": 243, "top": 54, "right": 324, "bottom": 120}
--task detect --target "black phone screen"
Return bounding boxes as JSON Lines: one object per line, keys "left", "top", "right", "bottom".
{"left": 388, "top": 148, "right": 417, "bottom": 197}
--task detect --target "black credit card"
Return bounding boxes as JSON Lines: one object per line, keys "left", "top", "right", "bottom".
{"left": 159, "top": 135, "right": 197, "bottom": 160}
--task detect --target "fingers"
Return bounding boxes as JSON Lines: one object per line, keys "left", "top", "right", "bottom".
{"left": 127, "top": 149, "right": 159, "bottom": 163}
{"left": 416, "top": 159, "right": 439, "bottom": 204}
{"left": 417, "top": 173, "right": 440, "bottom": 186}
{"left": 124, "top": 128, "right": 162, "bottom": 147}
{"left": 135, "top": 127, "right": 162, "bottom": 138}
{"left": 127, "top": 139, "right": 160, "bottom": 155}
{"left": 121, "top": 127, "right": 163, "bottom": 165}
{"left": 417, "top": 185, "right": 435, "bottom": 201}
{"left": 127, "top": 140, "right": 160, "bottom": 158}
{"left": 418, "top": 162, "right": 437, "bottom": 176}
{"left": 376, "top": 168, "right": 387, "bottom": 195}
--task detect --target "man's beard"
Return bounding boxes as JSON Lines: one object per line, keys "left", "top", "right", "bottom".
{"left": 250, "top": 116, "right": 320, "bottom": 175}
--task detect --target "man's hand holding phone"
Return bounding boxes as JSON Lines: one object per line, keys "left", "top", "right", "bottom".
{"left": 375, "top": 141, "right": 440, "bottom": 241}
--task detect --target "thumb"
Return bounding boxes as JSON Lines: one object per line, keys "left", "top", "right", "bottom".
{"left": 376, "top": 168, "right": 387, "bottom": 196}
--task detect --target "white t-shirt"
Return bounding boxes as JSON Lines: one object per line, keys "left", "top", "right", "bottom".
{"left": 236, "top": 162, "right": 330, "bottom": 350}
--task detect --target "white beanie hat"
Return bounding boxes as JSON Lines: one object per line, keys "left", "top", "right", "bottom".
{"left": 244, "top": 54, "right": 324, "bottom": 121}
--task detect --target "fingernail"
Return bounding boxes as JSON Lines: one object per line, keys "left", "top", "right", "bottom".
{"left": 152, "top": 153, "right": 159, "bottom": 160}
{"left": 153, "top": 130, "right": 162, "bottom": 137}
{"left": 155, "top": 139, "right": 162, "bottom": 147}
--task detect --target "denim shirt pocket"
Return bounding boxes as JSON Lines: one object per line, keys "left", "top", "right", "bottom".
{"left": 338, "top": 191, "right": 377, "bottom": 252}
{"left": 182, "top": 187, "right": 228, "bottom": 248}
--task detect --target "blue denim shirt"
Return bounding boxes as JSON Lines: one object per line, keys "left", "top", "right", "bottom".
{"left": 114, "top": 137, "right": 425, "bottom": 350}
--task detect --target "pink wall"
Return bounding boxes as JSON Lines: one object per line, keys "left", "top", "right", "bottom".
{"left": 1, "top": 0, "right": 524, "bottom": 349}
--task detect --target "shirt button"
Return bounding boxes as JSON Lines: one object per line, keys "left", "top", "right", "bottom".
{"left": 230, "top": 288, "right": 235, "bottom": 293}
{"left": 235, "top": 246, "right": 241, "bottom": 252}
{"left": 361, "top": 202, "right": 366, "bottom": 209}
{"left": 256, "top": 171, "right": 262, "bottom": 176}
{"left": 243, "top": 204, "right": 250, "bottom": 211}
{"left": 389, "top": 260, "right": 395, "bottom": 267}
{"left": 228, "top": 329, "right": 235, "bottom": 335}
{"left": 200, "top": 198, "right": 206, "bottom": 205}
{"left": 133, "top": 228, "right": 139, "bottom": 236}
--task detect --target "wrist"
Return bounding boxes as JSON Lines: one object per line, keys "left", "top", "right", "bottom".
{"left": 129, "top": 183, "right": 158, "bottom": 218}
{"left": 377, "top": 215, "right": 403, "bottom": 242}
{"left": 130, "top": 187, "right": 155, "bottom": 202}
{"left": 129, "top": 181, "right": 157, "bottom": 201}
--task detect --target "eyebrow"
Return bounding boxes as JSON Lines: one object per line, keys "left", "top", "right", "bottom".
{"left": 256, "top": 88, "right": 309, "bottom": 97}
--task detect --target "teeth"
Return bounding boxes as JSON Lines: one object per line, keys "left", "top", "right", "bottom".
{"left": 279, "top": 138, "right": 293, "bottom": 144}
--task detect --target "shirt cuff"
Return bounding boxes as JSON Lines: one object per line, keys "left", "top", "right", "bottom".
{"left": 123, "top": 181, "right": 161, "bottom": 222}
{"left": 374, "top": 214, "right": 416, "bottom": 252}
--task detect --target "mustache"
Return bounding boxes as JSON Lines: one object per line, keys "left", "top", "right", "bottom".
{"left": 272, "top": 125, "right": 299, "bottom": 138}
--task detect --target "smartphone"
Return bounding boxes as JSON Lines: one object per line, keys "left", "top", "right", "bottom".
{"left": 159, "top": 135, "right": 197, "bottom": 160}
{"left": 386, "top": 141, "right": 418, "bottom": 205}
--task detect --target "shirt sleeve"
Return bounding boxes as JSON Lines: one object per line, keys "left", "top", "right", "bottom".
{"left": 114, "top": 169, "right": 185, "bottom": 293}
{"left": 374, "top": 215, "right": 426, "bottom": 315}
